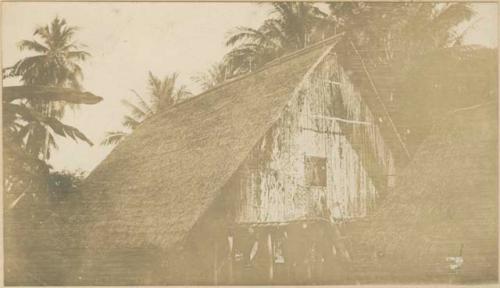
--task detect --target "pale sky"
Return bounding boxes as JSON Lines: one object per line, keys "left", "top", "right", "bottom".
{"left": 2, "top": 2, "right": 498, "bottom": 174}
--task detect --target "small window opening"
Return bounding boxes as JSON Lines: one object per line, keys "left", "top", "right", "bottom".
{"left": 305, "top": 156, "right": 327, "bottom": 187}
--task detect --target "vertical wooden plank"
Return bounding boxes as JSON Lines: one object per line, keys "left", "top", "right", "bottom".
{"left": 267, "top": 232, "right": 274, "bottom": 282}
{"left": 235, "top": 57, "right": 397, "bottom": 224}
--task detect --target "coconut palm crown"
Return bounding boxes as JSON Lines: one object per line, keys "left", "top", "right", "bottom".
{"left": 7, "top": 17, "right": 90, "bottom": 89}
{"left": 101, "top": 72, "right": 192, "bottom": 146}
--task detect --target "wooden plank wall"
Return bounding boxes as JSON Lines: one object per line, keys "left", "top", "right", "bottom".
{"left": 234, "top": 54, "right": 396, "bottom": 224}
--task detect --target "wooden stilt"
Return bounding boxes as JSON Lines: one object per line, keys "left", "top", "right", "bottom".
{"left": 228, "top": 235, "right": 234, "bottom": 283}
{"left": 267, "top": 232, "right": 274, "bottom": 282}
{"left": 306, "top": 242, "right": 312, "bottom": 282}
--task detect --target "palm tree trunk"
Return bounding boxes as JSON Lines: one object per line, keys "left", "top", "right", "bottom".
{"left": 42, "top": 103, "right": 52, "bottom": 161}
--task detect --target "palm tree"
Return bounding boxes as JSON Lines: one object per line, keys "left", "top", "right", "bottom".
{"left": 6, "top": 17, "right": 90, "bottom": 88}
{"left": 326, "top": 2, "right": 475, "bottom": 64}
{"left": 3, "top": 86, "right": 102, "bottom": 209}
{"left": 223, "top": 2, "right": 474, "bottom": 77}
{"left": 3, "top": 86, "right": 101, "bottom": 161}
{"left": 326, "top": 3, "right": 475, "bottom": 107}
{"left": 322, "top": 2, "right": 475, "bottom": 156}
{"left": 224, "top": 2, "right": 326, "bottom": 75}
{"left": 3, "top": 87, "right": 99, "bottom": 158}
{"left": 394, "top": 3, "right": 474, "bottom": 62}
{"left": 101, "top": 72, "right": 191, "bottom": 146}
{"left": 4, "top": 17, "right": 91, "bottom": 160}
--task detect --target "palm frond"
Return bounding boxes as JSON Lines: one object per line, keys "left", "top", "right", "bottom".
{"left": 66, "top": 50, "right": 91, "bottom": 61}
{"left": 121, "top": 98, "right": 149, "bottom": 120}
{"left": 45, "top": 117, "right": 93, "bottom": 146}
{"left": 48, "top": 133, "right": 58, "bottom": 151}
{"left": 113, "top": 72, "right": 189, "bottom": 137}
{"left": 130, "top": 89, "right": 155, "bottom": 116}
{"left": 100, "top": 131, "right": 129, "bottom": 146}
{"left": 34, "top": 25, "right": 51, "bottom": 42}
{"left": 122, "top": 115, "right": 142, "bottom": 130}
{"left": 3, "top": 85, "right": 102, "bottom": 105}
{"left": 430, "top": 3, "right": 475, "bottom": 45}
{"left": 175, "top": 85, "right": 193, "bottom": 102}
{"left": 10, "top": 55, "right": 47, "bottom": 77}
{"left": 6, "top": 102, "right": 94, "bottom": 148}
{"left": 192, "top": 62, "right": 228, "bottom": 91}
{"left": 226, "top": 27, "right": 268, "bottom": 47}
{"left": 18, "top": 40, "right": 49, "bottom": 53}
{"left": 223, "top": 2, "right": 327, "bottom": 74}
{"left": 59, "top": 26, "right": 78, "bottom": 46}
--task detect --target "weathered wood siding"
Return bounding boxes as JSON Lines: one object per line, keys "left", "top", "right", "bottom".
{"left": 234, "top": 55, "right": 396, "bottom": 223}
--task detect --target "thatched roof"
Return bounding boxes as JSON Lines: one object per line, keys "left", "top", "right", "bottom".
{"left": 80, "top": 35, "right": 343, "bottom": 254}
{"left": 349, "top": 100, "right": 498, "bottom": 283}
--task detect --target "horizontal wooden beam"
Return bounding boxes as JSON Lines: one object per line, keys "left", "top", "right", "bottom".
{"left": 310, "top": 114, "right": 373, "bottom": 125}
{"left": 300, "top": 126, "right": 344, "bottom": 135}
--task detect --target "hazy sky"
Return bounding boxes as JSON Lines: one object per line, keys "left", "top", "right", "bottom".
{"left": 2, "top": 2, "right": 498, "bottom": 173}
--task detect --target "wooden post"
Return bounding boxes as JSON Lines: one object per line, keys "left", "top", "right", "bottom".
{"left": 228, "top": 235, "right": 234, "bottom": 284}
{"left": 306, "top": 255, "right": 312, "bottom": 282}
{"left": 306, "top": 234, "right": 312, "bottom": 282}
{"left": 267, "top": 232, "right": 274, "bottom": 282}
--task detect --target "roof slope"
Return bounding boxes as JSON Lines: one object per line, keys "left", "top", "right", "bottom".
{"left": 80, "top": 36, "right": 341, "bottom": 252}
{"left": 350, "top": 101, "right": 498, "bottom": 283}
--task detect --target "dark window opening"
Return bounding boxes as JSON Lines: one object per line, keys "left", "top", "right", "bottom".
{"left": 305, "top": 156, "right": 327, "bottom": 187}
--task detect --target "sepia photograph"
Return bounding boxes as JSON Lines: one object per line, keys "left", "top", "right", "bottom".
{"left": 2, "top": 1, "right": 498, "bottom": 285}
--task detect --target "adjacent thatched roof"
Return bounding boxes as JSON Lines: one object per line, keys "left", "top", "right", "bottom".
{"left": 350, "top": 100, "right": 498, "bottom": 283}
{"left": 80, "top": 35, "right": 343, "bottom": 254}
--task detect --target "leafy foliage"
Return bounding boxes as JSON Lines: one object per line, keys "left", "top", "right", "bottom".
{"left": 3, "top": 90, "right": 96, "bottom": 160}
{"left": 327, "top": 3, "right": 475, "bottom": 64}
{"left": 3, "top": 90, "right": 95, "bottom": 222}
{"left": 224, "top": 2, "right": 327, "bottom": 76}
{"left": 3, "top": 17, "right": 92, "bottom": 160}
{"left": 391, "top": 46, "right": 497, "bottom": 153}
{"left": 4, "top": 168, "right": 86, "bottom": 285}
{"left": 3, "top": 87, "right": 94, "bottom": 286}
{"left": 219, "top": 2, "right": 475, "bottom": 78}
{"left": 2, "top": 17, "right": 97, "bottom": 220}
{"left": 5, "top": 17, "right": 90, "bottom": 89}
{"left": 100, "top": 131, "right": 129, "bottom": 146}
{"left": 210, "top": 2, "right": 478, "bottom": 158}
{"left": 101, "top": 72, "right": 191, "bottom": 145}
{"left": 191, "top": 61, "right": 229, "bottom": 91}
{"left": 4, "top": 85, "right": 102, "bottom": 104}
{"left": 48, "top": 170, "right": 85, "bottom": 197}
